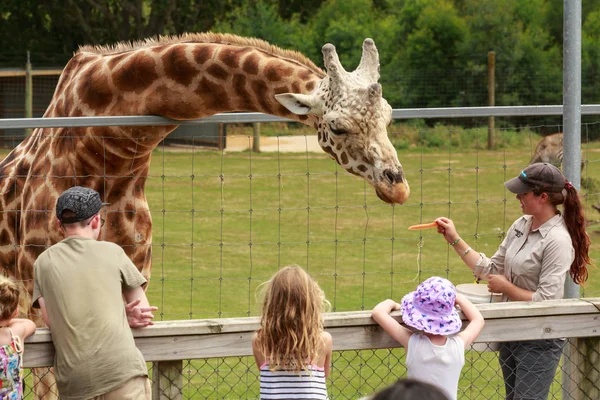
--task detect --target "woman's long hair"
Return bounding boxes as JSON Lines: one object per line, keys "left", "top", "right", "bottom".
{"left": 255, "top": 265, "right": 330, "bottom": 372}
{"left": 539, "top": 183, "right": 592, "bottom": 285}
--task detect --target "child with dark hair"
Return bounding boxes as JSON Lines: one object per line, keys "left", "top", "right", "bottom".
{"left": 0, "top": 275, "right": 36, "bottom": 399}
{"left": 370, "top": 378, "right": 449, "bottom": 400}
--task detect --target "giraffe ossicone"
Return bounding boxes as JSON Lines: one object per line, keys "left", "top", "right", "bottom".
{"left": 276, "top": 38, "right": 410, "bottom": 204}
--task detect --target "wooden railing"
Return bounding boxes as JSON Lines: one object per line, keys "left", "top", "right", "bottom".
{"left": 23, "top": 298, "right": 600, "bottom": 399}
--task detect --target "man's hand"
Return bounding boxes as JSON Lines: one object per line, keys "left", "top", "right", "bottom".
{"left": 126, "top": 298, "right": 158, "bottom": 328}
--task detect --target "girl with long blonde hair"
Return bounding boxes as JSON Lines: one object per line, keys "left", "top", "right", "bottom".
{"left": 252, "top": 265, "right": 332, "bottom": 400}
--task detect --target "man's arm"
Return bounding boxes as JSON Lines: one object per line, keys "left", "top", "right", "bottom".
{"left": 37, "top": 297, "right": 50, "bottom": 329}
{"left": 124, "top": 286, "right": 158, "bottom": 328}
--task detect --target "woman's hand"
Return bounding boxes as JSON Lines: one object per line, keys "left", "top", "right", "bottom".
{"left": 435, "top": 217, "right": 460, "bottom": 245}
{"left": 487, "top": 274, "right": 509, "bottom": 294}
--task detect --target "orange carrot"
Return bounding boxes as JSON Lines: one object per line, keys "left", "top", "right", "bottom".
{"left": 408, "top": 221, "right": 438, "bottom": 230}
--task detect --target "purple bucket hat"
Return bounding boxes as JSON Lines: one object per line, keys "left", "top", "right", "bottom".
{"left": 400, "top": 276, "right": 462, "bottom": 335}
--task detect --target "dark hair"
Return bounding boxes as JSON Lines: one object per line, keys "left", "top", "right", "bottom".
{"left": 60, "top": 210, "right": 94, "bottom": 229}
{"left": 371, "top": 378, "right": 449, "bottom": 400}
{"left": 533, "top": 184, "right": 591, "bottom": 284}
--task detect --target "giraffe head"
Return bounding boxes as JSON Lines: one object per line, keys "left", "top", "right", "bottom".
{"left": 275, "top": 39, "right": 409, "bottom": 204}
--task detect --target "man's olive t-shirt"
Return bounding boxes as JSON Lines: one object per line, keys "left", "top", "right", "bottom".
{"left": 32, "top": 236, "right": 148, "bottom": 400}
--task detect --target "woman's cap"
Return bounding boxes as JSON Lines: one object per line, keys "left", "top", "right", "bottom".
{"left": 400, "top": 276, "right": 462, "bottom": 335}
{"left": 56, "top": 186, "right": 108, "bottom": 224}
{"left": 504, "top": 162, "right": 566, "bottom": 194}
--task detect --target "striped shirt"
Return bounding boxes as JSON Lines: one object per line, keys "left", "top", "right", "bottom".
{"left": 259, "top": 362, "right": 329, "bottom": 399}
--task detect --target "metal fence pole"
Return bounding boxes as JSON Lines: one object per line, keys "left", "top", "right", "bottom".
{"left": 25, "top": 51, "right": 33, "bottom": 136}
{"left": 562, "top": 1, "right": 582, "bottom": 399}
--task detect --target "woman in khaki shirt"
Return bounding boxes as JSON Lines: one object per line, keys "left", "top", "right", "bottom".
{"left": 435, "top": 162, "right": 591, "bottom": 400}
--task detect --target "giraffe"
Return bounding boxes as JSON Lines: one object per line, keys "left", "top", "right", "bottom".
{"left": 0, "top": 32, "right": 409, "bottom": 398}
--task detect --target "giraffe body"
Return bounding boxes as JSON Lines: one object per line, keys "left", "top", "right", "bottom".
{"left": 0, "top": 33, "right": 409, "bottom": 398}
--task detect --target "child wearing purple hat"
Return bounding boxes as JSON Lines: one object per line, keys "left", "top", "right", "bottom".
{"left": 372, "top": 276, "right": 484, "bottom": 400}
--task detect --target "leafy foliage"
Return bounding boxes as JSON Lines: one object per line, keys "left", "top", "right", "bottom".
{"left": 1, "top": 0, "right": 599, "bottom": 111}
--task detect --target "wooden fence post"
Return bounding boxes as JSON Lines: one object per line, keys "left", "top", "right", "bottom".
{"left": 577, "top": 336, "right": 600, "bottom": 399}
{"left": 487, "top": 51, "right": 495, "bottom": 150}
{"left": 152, "top": 360, "right": 183, "bottom": 400}
{"left": 253, "top": 123, "right": 260, "bottom": 152}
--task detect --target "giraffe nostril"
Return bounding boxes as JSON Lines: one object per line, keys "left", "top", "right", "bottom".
{"left": 384, "top": 169, "right": 401, "bottom": 184}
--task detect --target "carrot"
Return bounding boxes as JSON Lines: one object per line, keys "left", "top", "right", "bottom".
{"left": 408, "top": 221, "right": 438, "bottom": 230}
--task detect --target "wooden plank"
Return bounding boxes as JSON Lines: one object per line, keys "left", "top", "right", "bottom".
{"left": 121, "top": 298, "right": 600, "bottom": 338}
{"left": 22, "top": 312, "right": 600, "bottom": 366}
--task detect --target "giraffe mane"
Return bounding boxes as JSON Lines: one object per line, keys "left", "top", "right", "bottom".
{"left": 77, "top": 32, "right": 325, "bottom": 77}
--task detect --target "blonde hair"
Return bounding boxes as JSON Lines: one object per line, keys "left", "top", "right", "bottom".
{"left": 0, "top": 276, "right": 20, "bottom": 320}
{"left": 255, "top": 265, "right": 330, "bottom": 372}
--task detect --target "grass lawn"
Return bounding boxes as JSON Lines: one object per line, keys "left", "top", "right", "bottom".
{"left": 144, "top": 140, "right": 600, "bottom": 322}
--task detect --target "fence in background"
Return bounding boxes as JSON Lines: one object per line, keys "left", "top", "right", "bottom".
{"left": 22, "top": 298, "right": 600, "bottom": 399}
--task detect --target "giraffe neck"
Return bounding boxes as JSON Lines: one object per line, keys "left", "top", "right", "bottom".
{"left": 50, "top": 41, "right": 324, "bottom": 149}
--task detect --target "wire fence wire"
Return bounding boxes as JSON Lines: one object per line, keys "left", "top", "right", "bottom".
{"left": 95, "top": 342, "right": 597, "bottom": 399}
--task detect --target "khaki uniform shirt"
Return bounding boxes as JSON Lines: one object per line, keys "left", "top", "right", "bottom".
{"left": 32, "top": 236, "right": 148, "bottom": 400}
{"left": 473, "top": 214, "right": 574, "bottom": 302}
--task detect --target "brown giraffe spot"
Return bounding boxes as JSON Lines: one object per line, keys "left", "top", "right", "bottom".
{"left": 193, "top": 44, "right": 215, "bottom": 65}
{"left": 78, "top": 67, "right": 113, "bottom": 112}
{"left": 53, "top": 54, "right": 86, "bottom": 99}
{"left": 219, "top": 47, "right": 250, "bottom": 69}
{"left": 357, "top": 165, "right": 368, "bottom": 172}
{"left": 50, "top": 159, "right": 72, "bottom": 180}
{"left": 291, "top": 82, "right": 302, "bottom": 93}
{"left": 264, "top": 61, "right": 293, "bottom": 82}
{"left": 306, "top": 81, "right": 316, "bottom": 91}
{"left": 251, "top": 80, "right": 270, "bottom": 112}
{"left": 242, "top": 53, "right": 259, "bottom": 75}
{"left": 347, "top": 167, "right": 360, "bottom": 177}
{"left": 149, "top": 84, "right": 202, "bottom": 119}
{"left": 124, "top": 203, "right": 136, "bottom": 221}
{"left": 113, "top": 53, "right": 159, "bottom": 93}
{"left": 206, "top": 64, "right": 228, "bottom": 81}
{"left": 107, "top": 53, "right": 127, "bottom": 70}
{"left": 323, "top": 146, "right": 340, "bottom": 164}
{"left": 0, "top": 229, "right": 11, "bottom": 245}
{"left": 162, "top": 46, "right": 197, "bottom": 87}
{"left": 341, "top": 152, "right": 348, "bottom": 164}
{"left": 232, "top": 74, "right": 254, "bottom": 111}
{"left": 53, "top": 129, "right": 76, "bottom": 160}
{"left": 0, "top": 249, "right": 16, "bottom": 273}
{"left": 298, "top": 70, "right": 313, "bottom": 80}
{"left": 195, "top": 78, "right": 229, "bottom": 112}
{"left": 336, "top": 143, "right": 343, "bottom": 150}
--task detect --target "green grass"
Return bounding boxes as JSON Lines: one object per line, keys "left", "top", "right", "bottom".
{"left": 145, "top": 141, "right": 600, "bottom": 321}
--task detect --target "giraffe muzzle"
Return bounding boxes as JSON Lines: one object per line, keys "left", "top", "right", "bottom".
{"left": 375, "top": 169, "right": 410, "bottom": 204}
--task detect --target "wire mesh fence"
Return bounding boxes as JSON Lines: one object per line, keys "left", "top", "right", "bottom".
{"left": 21, "top": 338, "right": 596, "bottom": 399}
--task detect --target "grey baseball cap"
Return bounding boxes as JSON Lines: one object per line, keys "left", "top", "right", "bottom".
{"left": 504, "top": 163, "right": 567, "bottom": 194}
{"left": 56, "top": 186, "right": 108, "bottom": 224}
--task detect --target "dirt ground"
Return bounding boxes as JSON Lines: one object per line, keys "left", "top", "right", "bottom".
{"left": 224, "top": 134, "right": 321, "bottom": 153}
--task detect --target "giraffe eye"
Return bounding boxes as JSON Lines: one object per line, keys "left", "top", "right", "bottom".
{"left": 330, "top": 127, "right": 348, "bottom": 135}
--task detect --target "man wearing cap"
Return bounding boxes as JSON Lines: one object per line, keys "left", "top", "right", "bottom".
{"left": 32, "top": 186, "right": 157, "bottom": 400}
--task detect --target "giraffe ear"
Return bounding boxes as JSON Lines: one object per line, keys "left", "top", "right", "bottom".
{"left": 275, "top": 93, "right": 319, "bottom": 115}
